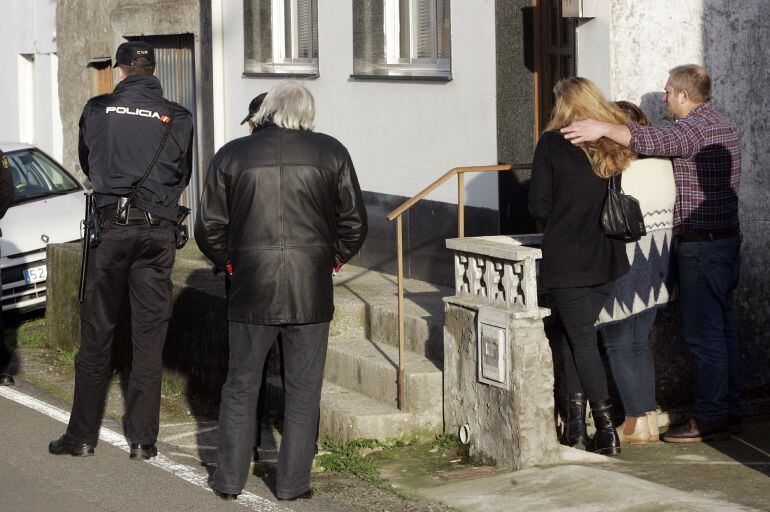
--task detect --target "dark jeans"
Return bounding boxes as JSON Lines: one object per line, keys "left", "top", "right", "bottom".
{"left": 66, "top": 220, "right": 176, "bottom": 445}
{"left": 551, "top": 281, "right": 615, "bottom": 402}
{"left": 600, "top": 309, "right": 658, "bottom": 417}
{"left": 213, "top": 321, "right": 329, "bottom": 498}
{"left": 676, "top": 235, "right": 741, "bottom": 421}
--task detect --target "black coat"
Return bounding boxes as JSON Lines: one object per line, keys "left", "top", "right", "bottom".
{"left": 195, "top": 124, "right": 368, "bottom": 325}
{"left": 78, "top": 74, "right": 194, "bottom": 221}
{"left": 528, "top": 131, "right": 629, "bottom": 289}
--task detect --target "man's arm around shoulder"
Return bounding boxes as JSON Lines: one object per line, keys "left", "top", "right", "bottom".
{"left": 561, "top": 120, "right": 632, "bottom": 147}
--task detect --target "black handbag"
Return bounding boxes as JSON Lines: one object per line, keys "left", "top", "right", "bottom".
{"left": 601, "top": 174, "right": 646, "bottom": 242}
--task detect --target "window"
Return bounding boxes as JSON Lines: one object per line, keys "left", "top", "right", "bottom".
{"left": 244, "top": 0, "right": 319, "bottom": 75}
{"left": 86, "top": 58, "right": 114, "bottom": 97}
{"left": 353, "top": 0, "right": 451, "bottom": 78}
{"left": 5, "top": 150, "right": 81, "bottom": 205}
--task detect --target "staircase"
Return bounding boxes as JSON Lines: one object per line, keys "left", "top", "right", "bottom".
{"left": 267, "top": 263, "right": 449, "bottom": 442}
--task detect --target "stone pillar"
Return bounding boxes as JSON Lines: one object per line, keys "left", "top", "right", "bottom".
{"left": 443, "top": 235, "right": 560, "bottom": 470}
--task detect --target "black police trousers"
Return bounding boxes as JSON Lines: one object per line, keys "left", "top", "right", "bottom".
{"left": 66, "top": 217, "right": 176, "bottom": 446}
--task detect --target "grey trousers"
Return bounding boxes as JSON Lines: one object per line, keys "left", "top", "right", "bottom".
{"left": 212, "top": 320, "right": 329, "bottom": 498}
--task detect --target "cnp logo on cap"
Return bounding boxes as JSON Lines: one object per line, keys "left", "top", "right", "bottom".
{"left": 114, "top": 41, "right": 156, "bottom": 67}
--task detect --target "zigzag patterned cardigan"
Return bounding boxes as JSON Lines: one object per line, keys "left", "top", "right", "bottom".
{"left": 597, "top": 157, "right": 677, "bottom": 325}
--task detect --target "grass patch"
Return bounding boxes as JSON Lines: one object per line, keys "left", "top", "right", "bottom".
{"left": 4, "top": 315, "right": 47, "bottom": 350}
{"left": 431, "top": 433, "right": 460, "bottom": 451}
{"left": 314, "top": 438, "right": 382, "bottom": 480}
{"left": 160, "top": 376, "right": 186, "bottom": 397}
{"left": 313, "top": 436, "right": 421, "bottom": 481}
{"left": 54, "top": 347, "right": 77, "bottom": 365}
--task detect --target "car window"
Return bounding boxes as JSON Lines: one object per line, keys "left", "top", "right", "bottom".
{"left": 6, "top": 150, "right": 81, "bottom": 203}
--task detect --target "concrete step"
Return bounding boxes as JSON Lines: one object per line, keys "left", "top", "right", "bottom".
{"left": 324, "top": 336, "right": 443, "bottom": 414}
{"left": 331, "top": 265, "right": 451, "bottom": 362}
{"left": 265, "top": 378, "right": 442, "bottom": 443}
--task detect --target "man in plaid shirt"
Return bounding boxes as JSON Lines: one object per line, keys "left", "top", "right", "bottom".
{"left": 562, "top": 64, "right": 741, "bottom": 443}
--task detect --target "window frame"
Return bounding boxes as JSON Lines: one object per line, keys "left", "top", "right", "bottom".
{"left": 352, "top": 0, "right": 452, "bottom": 80}
{"left": 243, "top": 0, "right": 319, "bottom": 77}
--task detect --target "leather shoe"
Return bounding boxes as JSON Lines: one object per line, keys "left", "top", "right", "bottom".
{"left": 662, "top": 417, "right": 729, "bottom": 443}
{"left": 212, "top": 488, "right": 238, "bottom": 501}
{"left": 130, "top": 443, "right": 158, "bottom": 460}
{"left": 277, "top": 489, "right": 313, "bottom": 501}
{"left": 49, "top": 434, "right": 95, "bottom": 457}
{"left": 207, "top": 479, "right": 238, "bottom": 501}
{"left": 0, "top": 373, "right": 14, "bottom": 386}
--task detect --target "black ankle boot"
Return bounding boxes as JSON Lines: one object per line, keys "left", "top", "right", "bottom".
{"left": 590, "top": 399, "right": 621, "bottom": 456}
{"left": 563, "top": 393, "right": 589, "bottom": 450}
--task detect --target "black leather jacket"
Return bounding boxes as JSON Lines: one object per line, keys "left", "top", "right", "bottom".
{"left": 78, "top": 74, "right": 194, "bottom": 221}
{"left": 195, "top": 124, "right": 368, "bottom": 325}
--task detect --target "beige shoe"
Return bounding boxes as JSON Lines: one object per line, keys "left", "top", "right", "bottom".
{"left": 616, "top": 416, "right": 651, "bottom": 444}
{"left": 646, "top": 411, "right": 660, "bottom": 442}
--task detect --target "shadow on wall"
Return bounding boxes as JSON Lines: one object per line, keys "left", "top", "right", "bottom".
{"left": 638, "top": 91, "right": 670, "bottom": 126}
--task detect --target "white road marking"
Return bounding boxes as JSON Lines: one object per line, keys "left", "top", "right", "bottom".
{"left": 0, "top": 386, "right": 291, "bottom": 512}
{"left": 731, "top": 434, "right": 770, "bottom": 459}
{"left": 164, "top": 425, "right": 219, "bottom": 441}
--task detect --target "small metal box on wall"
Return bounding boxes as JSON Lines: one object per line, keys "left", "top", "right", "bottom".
{"left": 562, "top": 0, "right": 597, "bottom": 18}
{"left": 477, "top": 306, "right": 511, "bottom": 390}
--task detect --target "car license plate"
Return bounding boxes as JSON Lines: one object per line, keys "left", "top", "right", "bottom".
{"left": 23, "top": 265, "right": 47, "bottom": 284}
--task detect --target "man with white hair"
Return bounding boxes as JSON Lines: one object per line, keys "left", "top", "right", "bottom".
{"left": 196, "top": 82, "right": 367, "bottom": 501}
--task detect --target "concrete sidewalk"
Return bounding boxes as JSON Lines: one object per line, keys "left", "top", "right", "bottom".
{"left": 409, "top": 433, "right": 769, "bottom": 512}
{"left": 416, "top": 463, "right": 753, "bottom": 511}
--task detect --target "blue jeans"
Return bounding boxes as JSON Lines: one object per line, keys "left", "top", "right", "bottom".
{"left": 676, "top": 236, "right": 741, "bottom": 421}
{"left": 600, "top": 309, "right": 658, "bottom": 417}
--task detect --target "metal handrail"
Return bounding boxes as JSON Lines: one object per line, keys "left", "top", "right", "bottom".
{"left": 385, "top": 163, "right": 532, "bottom": 410}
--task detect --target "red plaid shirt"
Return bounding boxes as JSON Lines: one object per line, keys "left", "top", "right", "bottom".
{"left": 628, "top": 102, "right": 741, "bottom": 234}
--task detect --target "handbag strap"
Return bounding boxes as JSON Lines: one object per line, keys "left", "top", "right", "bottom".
{"left": 114, "top": 111, "right": 175, "bottom": 222}
{"left": 608, "top": 173, "right": 623, "bottom": 192}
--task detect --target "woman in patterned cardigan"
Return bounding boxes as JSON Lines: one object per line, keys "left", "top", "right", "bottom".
{"left": 597, "top": 101, "right": 676, "bottom": 444}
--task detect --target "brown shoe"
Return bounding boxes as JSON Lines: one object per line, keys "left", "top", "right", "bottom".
{"left": 662, "top": 417, "right": 729, "bottom": 443}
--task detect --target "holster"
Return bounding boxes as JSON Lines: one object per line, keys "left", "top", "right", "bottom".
{"left": 114, "top": 196, "right": 130, "bottom": 225}
{"left": 174, "top": 206, "right": 191, "bottom": 250}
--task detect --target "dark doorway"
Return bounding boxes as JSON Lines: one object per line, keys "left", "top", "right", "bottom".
{"left": 127, "top": 34, "right": 200, "bottom": 226}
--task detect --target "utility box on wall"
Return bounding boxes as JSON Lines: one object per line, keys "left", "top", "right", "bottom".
{"left": 562, "top": 0, "right": 596, "bottom": 18}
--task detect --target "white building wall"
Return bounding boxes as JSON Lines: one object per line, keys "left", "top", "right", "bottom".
{"left": 576, "top": 0, "right": 705, "bottom": 120}
{"left": 216, "top": 0, "right": 499, "bottom": 209}
{"left": 0, "top": 0, "right": 63, "bottom": 163}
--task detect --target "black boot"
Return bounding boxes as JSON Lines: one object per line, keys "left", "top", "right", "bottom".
{"left": 563, "top": 393, "right": 589, "bottom": 450}
{"left": 590, "top": 399, "right": 621, "bottom": 456}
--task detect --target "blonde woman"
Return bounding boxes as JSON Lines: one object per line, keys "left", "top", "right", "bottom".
{"left": 528, "top": 77, "right": 630, "bottom": 455}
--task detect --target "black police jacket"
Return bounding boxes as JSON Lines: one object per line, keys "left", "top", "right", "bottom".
{"left": 195, "top": 124, "right": 368, "bottom": 325}
{"left": 78, "top": 74, "right": 194, "bottom": 221}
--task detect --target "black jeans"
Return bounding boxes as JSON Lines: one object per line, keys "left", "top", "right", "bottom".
{"left": 66, "top": 219, "right": 176, "bottom": 445}
{"left": 213, "top": 321, "right": 329, "bottom": 498}
{"left": 551, "top": 281, "right": 615, "bottom": 402}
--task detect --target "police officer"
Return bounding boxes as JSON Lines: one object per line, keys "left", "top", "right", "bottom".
{"left": 49, "top": 41, "right": 194, "bottom": 459}
{"left": 0, "top": 150, "right": 16, "bottom": 386}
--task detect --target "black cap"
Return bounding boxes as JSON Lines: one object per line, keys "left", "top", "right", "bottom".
{"left": 240, "top": 93, "right": 267, "bottom": 125}
{"left": 114, "top": 41, "right": 156, "bottom": 68}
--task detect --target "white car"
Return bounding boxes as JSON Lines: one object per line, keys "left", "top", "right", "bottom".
{"left": 0, "top": 143, "right": 86, "bottom": 312}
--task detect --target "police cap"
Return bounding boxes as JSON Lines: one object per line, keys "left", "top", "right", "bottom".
{"left": 114, "top": 41, "right": 156, "bottom": 68}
